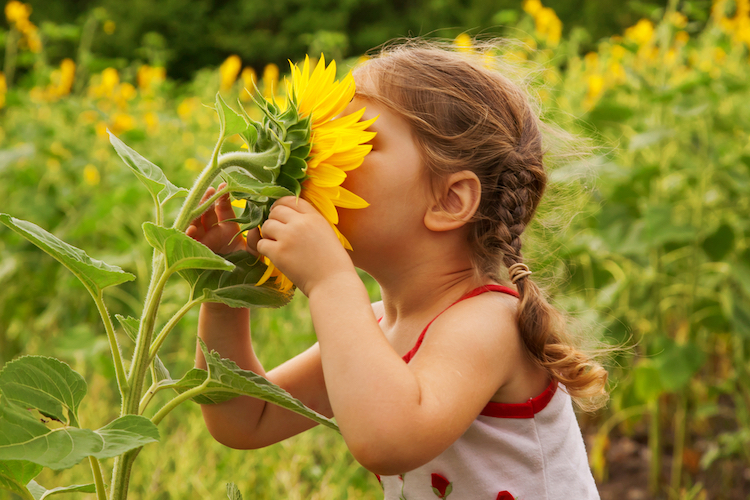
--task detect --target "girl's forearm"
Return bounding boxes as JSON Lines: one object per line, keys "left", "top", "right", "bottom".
{"left": 307, "top": 273, "right": 423, "bottom": 464}
{"left": 196, "top": 303, "right": 269, "bottom": 447}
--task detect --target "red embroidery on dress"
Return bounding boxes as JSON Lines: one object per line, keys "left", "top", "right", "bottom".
{"left": 496, "top": 491, "right": 515, "bottom": 500}
{"left": 430, "top": 473, "right": 453, "bottom": 498}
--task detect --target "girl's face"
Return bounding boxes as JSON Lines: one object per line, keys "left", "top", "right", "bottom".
{"left": 336, "top": 95, "right": 433, "bottom": 272}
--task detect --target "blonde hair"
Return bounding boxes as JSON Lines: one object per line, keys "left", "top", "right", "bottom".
{"left": 355, "top": 39, "right": 608, "bottom": 411}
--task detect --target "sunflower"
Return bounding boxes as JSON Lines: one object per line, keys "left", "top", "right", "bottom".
{"left": 255, "top": 55, "right": 376, "bottom": 292}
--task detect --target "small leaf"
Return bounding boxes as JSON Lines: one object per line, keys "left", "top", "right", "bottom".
{"left": 142, "top": 223, "right": 234, "bottom": 275}
{"left": 0, "top": 400, "right": 159, "bottom": 470}
{"left": 216, "top": 93, "right": 249, "bottom": 139}
{"left": 282, "top": 156, "right": 308, "bottom": 180}
{"left": 108, "top": 131, "right": 188, "bottom": 205}
{"left": 222, "top": 167, "right": 294, "bottom": 199}
{"left": 0, "top": 356, "right": 87, "bottom": 426}
{"left": 26, "top": 480, "right": 96, "bottom": 500}
{"left": 175, "top": 340, "right": 339, "bottom": 432}
{"left": 116, "top": 315, "right": 171, "bottom": 381}
{"left": 0, "top": 460, "right": 42, "bottom": 500}
{"left": 226, "top": 482, "right": 243, "bottom": 500}
{"left": 0, "top": 214, "right": 135, "bottom": 293}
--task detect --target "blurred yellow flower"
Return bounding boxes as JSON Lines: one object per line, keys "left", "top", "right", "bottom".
{"left": 4, "top": 1, "right": 29, "bottom": 23}
{"left": 177, "top": 97, "right": 199, "bottom": 120}
{"left": 111, "top": 113, "right": 136, "bottom": 134}
{"left": 184, "top": 158, "right": 201, "bottom": 171}
{"left": 454, "top": 33, "right": 472, "bottom": 53}
{"left": 103, "top": 20, "right": 115, "bottom": 34}
{"left": 219, "top": 55, "right": 242, "bottom": 92}
{"left": 50, "top": 141, "right": 71, "bottom": 159}
{"left": 675, "top": 31, "right": 690, "bottom": 45}
{"left": 584, "top": 52, "right": 599, "bottom": 71}
{"left": 239, "top": 67, "right": 257, "bottom": 101}
{"left": 144, "top": 111, "right": 159, "bottom": 133}
{"left": 262, "top": 63, "right": 279, "bottom": 100}
{"left": 625, "top": 19, "right": 655, "bottom": 47}
{"left": 530, "top": 5, "right": 562, "bottom": 47}
{"left": 83, "top": 164, "right": 101, "bottom": 185}
{"left": 0, "top": 72, "right": 6, "bottom": 109}
{"left": 523, "top": 0, "right": 543, "bottom": 16}
{"left": 668, "top": 12, "right": 688, "bottom": 28}
{"left": 610, "top": 45, "right": 627, "bottom": 60}
{"left": 137, "top": 65, "right": 166, "bottom": 92}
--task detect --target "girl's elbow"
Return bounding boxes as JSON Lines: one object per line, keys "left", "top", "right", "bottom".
{"left": 346, "top": 431, "right": 428, "bottom": 476}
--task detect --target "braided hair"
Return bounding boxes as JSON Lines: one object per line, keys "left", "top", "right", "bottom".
{"left": 355, "top": 40, "right": 608, "bottom": 409}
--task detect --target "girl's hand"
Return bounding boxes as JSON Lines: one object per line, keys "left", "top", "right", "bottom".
{"left": 186, "top": 183, "right": 260, "bottom": 256}
{"left": 256, "top": 196, "right": 356, "bottom": 296}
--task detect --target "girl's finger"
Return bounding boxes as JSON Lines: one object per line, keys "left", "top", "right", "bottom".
{"left": 215, "top": 192, "right": 237, "bottom": 223}
{"left": 259, "top": 219, "right": 283, "bottom": 240}
{"left": 267, "top": 205, "right": 297, "bottom": 224}
{"left": 245, "top": 228, "right": 261, "bottom": 257}
{"left": 186, "top": 223, "right": 203, "bottom": 240}
{"left": 202, "top": 200, "right": 219, "bottom": 229}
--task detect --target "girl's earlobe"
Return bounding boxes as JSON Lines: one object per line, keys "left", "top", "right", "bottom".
{"left": 424, "top": 170, "right": 481, "bottom": 232}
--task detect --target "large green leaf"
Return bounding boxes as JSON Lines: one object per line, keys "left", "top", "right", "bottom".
{"left": 0, "top": 214, "right": 135, "bottom": 294}
{"left": 142, "top": 223, "right": 234, "bottom": 275}
{"left": 184, "top": 252, "right": 293, "bottom": 309}
{"left": 173, "top": 340, "right": 338, "bottom": 432}
{"left": 27, "top": 480, "right": 96, "bottom": 500}
{"left": 0, "top": 400, "right": 159, "bottom": 470}
{"left": 0, "top": 357, "right": 87, "bottom": 426}
{"left": 0, "top": 460, "right": 42, "bottom": 500}
{"left": 108, "top": 131, "right": 188, "bottom": 205}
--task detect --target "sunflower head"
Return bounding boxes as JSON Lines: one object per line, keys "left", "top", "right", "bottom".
{"left": 219, "top": 54, "right": 376, "bottom": 292}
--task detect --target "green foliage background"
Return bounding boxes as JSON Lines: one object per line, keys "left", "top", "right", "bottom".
{"left": 1, "top": 0, "right": 750, "bottom": 498}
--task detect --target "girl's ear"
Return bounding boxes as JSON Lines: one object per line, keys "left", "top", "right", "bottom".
{"left": 424, "top": 170, "right": 481, "bottom": 232}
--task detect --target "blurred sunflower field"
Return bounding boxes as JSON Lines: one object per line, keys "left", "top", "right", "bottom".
{"left": 1, "top": 0, "right": 749, "bottom": 498}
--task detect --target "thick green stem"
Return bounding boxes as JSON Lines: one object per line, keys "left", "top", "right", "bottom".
{"left": 93, "top": 291, "right": 129, "bottom": 400}
{"left": 172, "top": 137, "right": 225, "bottom": 232}
{"left": 88, "top": 457, "right": 107, "bottom": 500}
{"left": 669, "top": 395, "right": 687, "bottom": 499}
{"left": 649, "top": 398, "right": 662, "bottom": 496}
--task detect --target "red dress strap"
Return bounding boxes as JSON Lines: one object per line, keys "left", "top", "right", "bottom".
{"left": 402, "top": 285, "right": 518, "bottom": 363}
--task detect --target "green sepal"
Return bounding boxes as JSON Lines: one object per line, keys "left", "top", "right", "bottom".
{"left": 282, "top": 156, "right": 308, "bottom": 179}
{"left": 215, "top": 93, "right": 249, "bottom": 139}
{"left": 0, "top": 214, "right": 135, "bottom": 294}
{"left": 277, "top": 172, "right": 302, "bottom": 197}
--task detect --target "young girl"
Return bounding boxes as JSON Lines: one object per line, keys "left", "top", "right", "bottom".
{"left": 189, "top": 41, "right": 608, "bottom": 499}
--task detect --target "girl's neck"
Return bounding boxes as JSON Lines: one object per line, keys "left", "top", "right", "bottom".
{"left": 375, "top": 259, "right": 483, "bottom": 325}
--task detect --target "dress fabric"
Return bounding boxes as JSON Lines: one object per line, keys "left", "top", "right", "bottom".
{"left": 378, "top": 285, "right": 600, "bottom": 500}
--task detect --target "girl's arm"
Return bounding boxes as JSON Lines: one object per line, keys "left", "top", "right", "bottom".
{"left": 258, "top": 197, "right": 521, "bottom": 475}
{"left": 189, "top": 186, "right": 332, "bottom": 448}
{"left": 196, "top": 302, "right": 332, "bottom": 449}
